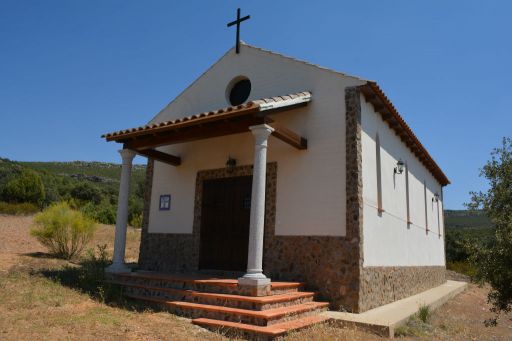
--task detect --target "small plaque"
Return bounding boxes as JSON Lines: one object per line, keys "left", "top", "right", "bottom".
{"left": 159, "top": 195, "right": 171, "bottom": 211}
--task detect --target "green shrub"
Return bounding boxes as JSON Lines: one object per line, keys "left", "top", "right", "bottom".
{"left": 30, "top": 202, "right": 97, "bottom": 259}
{"left": 80, "top": 201, "right": 116, "bottom": 225}
{"left": 447, "top": 260, "right": 477, "bottom": 277}
{"left": 94, "top": 204, "right": 116, "bottom": 225}
{"left": 417, "top": 304, "right": 430, "bottom": 323}
{"left": 70, "top": 182, "right": 102, "bottom": 205}
{"left": 2, "top": 169, "right": 45, "bottom": 205}
{"left": 0, "top": 201, "right": 40, "bottom": 215}
{"left": 129, "top": 212, "right": 143, "bottom": 228}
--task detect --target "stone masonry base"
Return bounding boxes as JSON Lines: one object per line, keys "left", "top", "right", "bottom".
{"left": 359, "top": 266, "right": 446, "bottom": 312}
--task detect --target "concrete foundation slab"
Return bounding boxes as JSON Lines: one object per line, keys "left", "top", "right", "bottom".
{"left": 323, "top": 280, "right": 468, "bottom": 338}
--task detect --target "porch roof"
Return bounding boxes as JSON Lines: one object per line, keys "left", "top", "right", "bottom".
{"left": 102, "top": 91, "right": 311, "bottom": 166}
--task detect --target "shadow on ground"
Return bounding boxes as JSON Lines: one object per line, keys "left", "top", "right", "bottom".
{"left": 22, "top": 251, "right": 54, "bottom": 259}
{"left": 34, "top": 246, "right": 148, "bottom": 313}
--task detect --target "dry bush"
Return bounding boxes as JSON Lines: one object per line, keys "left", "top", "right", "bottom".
{"left": 30, "top": 202, "right": 97, "bottom": 259}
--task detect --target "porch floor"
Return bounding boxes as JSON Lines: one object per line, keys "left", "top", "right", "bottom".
{"left": 115, "top": 270, "right": 304, "bottom": 291}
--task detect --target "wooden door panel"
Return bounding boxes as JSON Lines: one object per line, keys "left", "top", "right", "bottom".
{"left": 199, "top": 176, "right": 252, "bottom": 271}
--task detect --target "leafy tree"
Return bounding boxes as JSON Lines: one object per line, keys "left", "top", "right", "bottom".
{"left": 2, "top": 169, "right": 45, "bottom": 206}
{"left": 70, "top": 182, "right": 102, "bottom": 205}
{"left": 467, "top": 137, "right": 512, "bottom": 326}
{"left": 81, "top": 200, "right": 117, "bottom": 225}
{"left": 445, "top": 229, "right": 471, "bottom": 262}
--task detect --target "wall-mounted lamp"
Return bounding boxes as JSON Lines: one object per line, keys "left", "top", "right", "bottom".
{"left": 394, "top": 159, "right": 405, "bottom": 175}
{"left": 226, "top": 157, "right": 237, "bottom": 173}
{"left": 432, "top": 192, "right": 440, "bottom": 202}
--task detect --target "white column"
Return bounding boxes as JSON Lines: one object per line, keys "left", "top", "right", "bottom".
{"left": 106, "top": 148, "right": 136, "bottom": 273}
{"left": 239, "top": 124, "right": 274, "bottom": 286}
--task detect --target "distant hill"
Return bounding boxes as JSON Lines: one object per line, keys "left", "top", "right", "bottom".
{"left": 0, "top": 158, "right": 146, "bottom": 194}
{"left": 444, "top": 209, "right": 493, "bottom": 229}
{"left": 0, "top": 158, "right": 147, "bottom": 223}
{"left": 20, "top": 160, "right": 146, "bottom": 183}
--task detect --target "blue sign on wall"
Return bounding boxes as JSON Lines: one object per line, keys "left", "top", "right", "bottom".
{"left": 159, "top": 194, "right": 171, "bottom": 211}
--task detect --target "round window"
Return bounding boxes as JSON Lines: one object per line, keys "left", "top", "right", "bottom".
{"left": 228, "top": 78, "right": 251, "bottom": 106}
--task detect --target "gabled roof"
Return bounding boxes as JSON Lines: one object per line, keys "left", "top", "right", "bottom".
{"left": 102, "top": 43, "right": 449, "bottom": 186}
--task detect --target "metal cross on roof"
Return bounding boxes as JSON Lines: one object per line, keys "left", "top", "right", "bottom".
{"left": 227, "top": 8, "right": 250, "bottom": 54}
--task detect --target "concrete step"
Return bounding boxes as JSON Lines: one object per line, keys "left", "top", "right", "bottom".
{"left": 126, "top": 294, "right": 329, "bottom": 326}
{"left": 114, "top": 281, "right": 315, "bottom": 310}
{"left": 192, "top": 315, "right": 330, "bottom": 340}
{"left": 114, "top": 272, "right": 303, "bottom": 296}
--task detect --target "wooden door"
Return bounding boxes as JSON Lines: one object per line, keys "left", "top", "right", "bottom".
{"left": 199, "top": 176, "right": 252, "bottom": 271}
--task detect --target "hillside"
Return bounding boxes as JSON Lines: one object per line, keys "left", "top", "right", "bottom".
{"left": 0, "top": 157, "right": 147, "bottom": 225}
{"left": 444, "top": 209, "right": 495, "bottom": 274}
{"left": 0, "top": 158, "right": 146, "bottom": 190}
{"left": 444, "top": 209, "right": 493, "bottom": 229}
{"left": 21, "top": 160, "right": 146, "bottom": 183}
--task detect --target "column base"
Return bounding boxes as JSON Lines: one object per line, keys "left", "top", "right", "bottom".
{"left": 105, "top": 262, "right": 132, "bottom": 274}
{"left": 238, "top": 274, "right": 271, "bottom": 296}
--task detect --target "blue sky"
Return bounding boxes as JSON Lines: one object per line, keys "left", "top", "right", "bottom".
{"left": 0, "top": 1, "right": 510, "bottom": 209}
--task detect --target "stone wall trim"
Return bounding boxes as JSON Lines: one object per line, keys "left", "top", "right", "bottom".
{"left": 359, "top": 266, "right": 446, "bottom": 312}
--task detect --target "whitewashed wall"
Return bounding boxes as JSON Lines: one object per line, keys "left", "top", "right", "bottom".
{"left": 361, "top": 95, "right": 446, "bottom": 266}
{"left": 147, "top": 45, "right": 365, "bottom": 236}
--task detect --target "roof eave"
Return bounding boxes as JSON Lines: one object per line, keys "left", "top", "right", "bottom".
{"left": 361, "top": 81, "right": 450, "bottom": 187}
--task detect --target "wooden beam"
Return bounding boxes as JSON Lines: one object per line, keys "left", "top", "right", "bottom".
{"left": 106, "top": 106, "right": 260, "bottom": 142}
{"left": 372, "top": 103, "right": 384, "bottom": 112}
{"left": 269, "top": 123, "right": 307, "bottom": 150}
{"left": 124, "top": 116, "right": 265, "bottom": 150}
{"left": 133, "top": 148, "right": 181, "bottom": 166}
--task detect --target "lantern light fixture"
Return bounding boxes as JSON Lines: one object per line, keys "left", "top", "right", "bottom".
{"left": 433, "top": 192, "right": 440, "bottom": 202}
{"left": 394, "top": 159, "right": 405, "bottom": 175}
{"left": 226, "top": 157, "right": 237, "bottom": 172}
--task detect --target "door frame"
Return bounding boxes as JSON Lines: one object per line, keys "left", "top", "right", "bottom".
{"left": 191, "top": 163, "right": 278, "bottom": 272}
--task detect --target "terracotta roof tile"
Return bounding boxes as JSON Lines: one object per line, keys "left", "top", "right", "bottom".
{"left": 102, "top": 91, "right": 312, "bottom": 140}
{"left": 361, "top": 81, "right": 449, "bottom": 186}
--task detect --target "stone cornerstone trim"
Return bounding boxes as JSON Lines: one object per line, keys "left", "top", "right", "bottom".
{"left": 352, "top": 85, "right": 447, "bottom": 312}
{"left": 138, "top": 158, "right": 155, "bottom": 268}
{"left": 359, "top": 266, "right": 446, "bottom": 311}
{"left": 266, "top": 87, "right": 364, "bottom": 312}
{"left": 340, "top": 86, "right": 364, "bottom": 311}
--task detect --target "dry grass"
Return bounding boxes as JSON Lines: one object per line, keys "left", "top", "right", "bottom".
{"left": 0, "top": 214, "right": 511, "bottom": 341}
{"left": 0, "top": 214, "right": 227, "bottom": 341}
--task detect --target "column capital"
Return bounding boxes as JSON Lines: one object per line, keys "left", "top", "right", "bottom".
{"left": 249, "top": 124, "right": 274, "bottom": 145}
{"left": 118, "top": 149, "right": 137, "bottom": 163}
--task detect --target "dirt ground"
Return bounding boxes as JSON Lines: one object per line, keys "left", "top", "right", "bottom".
{"left": 0, "top": 214, "right": 510, "bottom": 341}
